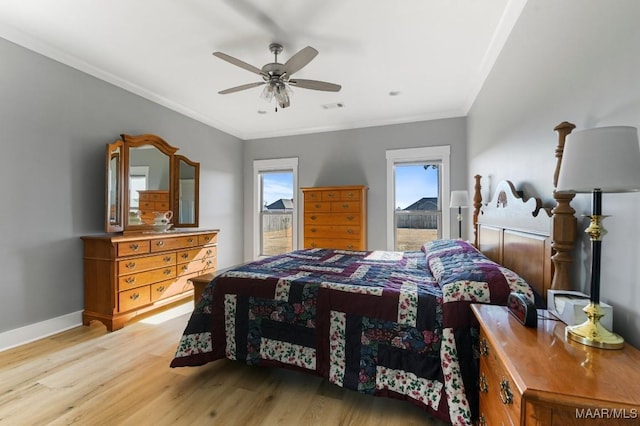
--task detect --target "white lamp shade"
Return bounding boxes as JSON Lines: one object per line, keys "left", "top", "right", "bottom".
{"left": 450, "top": 190, "right": 469, "bottom": 208}
{"left": 557, "top": 126, "right": 640, "bottom": 193}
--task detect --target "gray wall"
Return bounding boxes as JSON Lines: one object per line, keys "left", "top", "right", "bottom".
{"left": 0, "top": 38, "right": 244, "bottom": 334}
{"left": 468, "top": 0, "right": 640, "bottom": 347}
{"left": 243, "top": 118, "right": 468, "bottom": 260}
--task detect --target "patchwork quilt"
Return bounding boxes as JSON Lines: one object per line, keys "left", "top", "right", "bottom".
{"left": 171, "top": 240, "right": 534, "bottom": 425}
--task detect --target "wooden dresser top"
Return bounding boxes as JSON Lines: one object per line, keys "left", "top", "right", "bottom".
{"left": 472, "top": 304, "right": 640, "bottom": 409}
{"left": 81, "top": 229, "right": 219, "bottom": 243}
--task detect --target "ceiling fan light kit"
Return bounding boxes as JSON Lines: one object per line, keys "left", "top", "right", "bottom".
{"left": 213, "top": 43, "right": 341, "bottom": 111}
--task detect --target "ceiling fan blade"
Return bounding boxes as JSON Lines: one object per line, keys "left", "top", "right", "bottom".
{"left": 213, "top": 52, "right": 265, "bottom": 76}
{"left": 283, "top": 46, "right": 318, "bottom": 75}
{"left": 218, "top": 81, "right": 265, "bottom": 94}
{"left": 289, "top": 79, "right": 341, "bottom": 92}
{"left": 223, "top": 0, "right": 288, "bottom": 41}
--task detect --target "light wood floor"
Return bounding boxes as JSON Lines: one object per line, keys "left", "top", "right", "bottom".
{"left": 0, "top": 304, "right": 448, "bottom": 426}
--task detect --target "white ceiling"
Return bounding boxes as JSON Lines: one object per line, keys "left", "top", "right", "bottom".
{"left": 0, "top": 0, "right": 526, "bottom": 140}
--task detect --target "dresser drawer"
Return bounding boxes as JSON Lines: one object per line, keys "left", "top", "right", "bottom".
{"left": 304, "top": 201, "right": 331, "bottom": 212}
{"left": 139, "top": 191, "right": 168, "bottom": 202}
{"left": 304, "top": 191, "right": 322, "bottom": 202}
{"left": 340, "top": 189, "right": 361, "bottom": 201}
{"left": 330, "top": 201, "right": 360, "bottom": 213}
{"left": 199, "top": 233, "right": 218, "bottom": 245}
{"left": 305, "top": 225, "right": 361, "bottom": 240}
{"left": 118, "top": 252, "right": 176, "bottom": 274}
{"left": 154, "top": 201, "right": 170, "bottom": 210}
{"left": 118, "top": 266, "right": 177, "bottom": 291}
{"left": 140, "top": 201, "right": 155, "bottom": 210}
{"left": 479, "top": 332, "right": 521, "bottom": 425}
{"left": 151, "top": 277, "right": 192, "bottom": 302}
{"left": 304, "top": 238, "right": 363, "bottom": 251}
{"left": 117, "top": 240, "right": 151, "bottom": 256}
{"left": 119, "top": 286, "right": 151, "bottom": 312}
{"left": 305, "top": 213, "right": 360, "bottom": 225}
{"left": 177, "top": 246, "right": 217, "bottom": 263}
{"left": 177, "top": 257, "right": 216, "bottom": 276}
{"left": 321, "top": 190, "right": 341, "bottom": 201}
{"left": 177, "top": 248, "right": 202, "bottom": 263}
{"left": 150, "top": 235, "right": 199, "bottom": 252}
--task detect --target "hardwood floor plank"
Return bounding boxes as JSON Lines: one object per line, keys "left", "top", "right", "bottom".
{"left": 0, "top": 304, "right": 447, "bottom": 425}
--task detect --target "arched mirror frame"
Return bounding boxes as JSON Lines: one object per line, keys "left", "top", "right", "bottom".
{"left": 104, "top": 133, "right": 200, "bottom": 233}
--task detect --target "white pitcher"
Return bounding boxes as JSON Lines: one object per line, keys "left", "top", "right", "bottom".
{"left": 153, "top": 210, "right": 173, "bottom": 224}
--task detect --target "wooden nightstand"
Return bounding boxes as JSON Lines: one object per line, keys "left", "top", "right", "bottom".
{"left": 471, "top": 304, "right": 640, "bottom": 425}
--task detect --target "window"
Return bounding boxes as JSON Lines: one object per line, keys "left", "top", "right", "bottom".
{"left": 394, "top": 162, "right": 441, "bottom": 250}
{"left": 253, "top": 158, "right": 298, "bottom": 259}
{"left": 128, "top": 166, "right": 149, "bottom": 210}
{"left": 386, "top": 146, "right": 450, "bottom": 250}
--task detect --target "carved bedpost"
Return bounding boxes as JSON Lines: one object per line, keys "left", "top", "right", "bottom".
{"left": 473, "top": 174, "right": 482, "bottom": 247}
{"left": 551, "top": 122, "right": 577, "bottom": 290}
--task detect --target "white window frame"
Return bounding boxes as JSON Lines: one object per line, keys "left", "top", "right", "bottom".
{"left": 385, "top": 146, "right": 451, "bottom": 250}
{"left": 253, "top": 158, "right": 299, "bottom": 260}
{"left": 128, "top": 166, "right": 149, "bottom": 209}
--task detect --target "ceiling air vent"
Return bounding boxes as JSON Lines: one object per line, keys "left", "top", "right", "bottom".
{"left": 322, "top": 102, "right": 345, "bottom": 110}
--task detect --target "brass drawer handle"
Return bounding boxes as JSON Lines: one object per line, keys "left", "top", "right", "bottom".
{"left": 181, "top": 253, "right": 189, "bottom": 259}
{"left": 310, "top": 228, "right": 317, "bottom": 233}
{"left": 346, "top": 244, "right": 354, "bottom": 249}
{"left": 206, "top": 249, "right": 212, "bottom": 255}
{"left": 203, "top": 236, "right": 211, "bottom": 242}
{"left": 347, "top": 215, "right": 354, "bottom": 221}
{"left": 130, "top": 293, "right": 140, "bottom": 300}
{"left": 327, "top": 193, "right": 336, "bottom": 198}
{"left": 315, "top": 204, "right": 321, "bottom": 209}
{"left": 480, "top": 338, "right": 489, "bottom": 357}
{"left": 479, "top": 373, "right": 488, "bottom": 393}
{"left": 347, "top": 229, "right": 354, "bottom": 234}
{"left": 125, "top": 262, "right": 136, "bottom": 269}
{"left": 163, "top": 256, "right": 172, "bottom": 262}
{"left": 310, "top": 215, "right": 317, "bottom": 220}
{"left": 342, "top": 203, "right": 349, "bottom": 209}
{"left": 125, "top": 277, "right": 136, "bottom": 284}
{"left": 156, "top": 241, "right": 165, "bottom": 247}
{"left": 156, "top": 285, "right": 165, "bottom": 292}
{"left": 188, "top": 238, "right": 194, "bottom": 243}
{"left": 164, "top": 269, "right": 173, "bottom": 275}
{"left": 181, "top": 265, "right": 188, "bottom": 272}
{"left": 499, "top": 377, "right": 513, "bottom": 405}
{"left": 346, "top": 192, "right": 354, "bottom": 198}
{"left": 310, "top": 242, "right": 317, "bottom": 248}
{"left": 129, "top": 243, "right": 140, "bottom": 251}
{"left": 206, "top": 260, "right": 213, "bottom": 267}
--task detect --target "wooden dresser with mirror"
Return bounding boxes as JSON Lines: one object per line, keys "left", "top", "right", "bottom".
{"left": 83, "top": 134, "right": 218, "bottom": 331}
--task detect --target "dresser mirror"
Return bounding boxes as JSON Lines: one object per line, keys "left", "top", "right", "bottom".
{"left": 174, "top": 155, "right": 200, "bottom": 226}
{"left": 105, "top": 133, "right": 200, "bottom": 232}
{"left": 106, "top": 140, "right": 124, "bottom": 232}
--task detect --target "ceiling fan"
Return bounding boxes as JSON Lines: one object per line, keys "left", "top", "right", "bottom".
{"left": 213, "top": 43, "right": 341, "bottom": 110}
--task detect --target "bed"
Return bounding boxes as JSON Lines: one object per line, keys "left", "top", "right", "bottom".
{"left": 170, "top": 123, "right": 578, "bottom": 425}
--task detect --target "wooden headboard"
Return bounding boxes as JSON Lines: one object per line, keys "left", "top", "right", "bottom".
{"left": 472, "top": 121, "right": 578, "bottom": 301}
{"left": 473, "top": 178, "right": 553, "bottom": 299}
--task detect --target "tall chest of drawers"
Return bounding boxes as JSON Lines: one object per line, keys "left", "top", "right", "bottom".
{"left": 302, "top": 185, "right": 367, "bottom": 250}
{"left": 136, "top": 190, "right": 170, "bottom": 224}
{"left": 81, "top": 229, "right": 218, "bottom": 331}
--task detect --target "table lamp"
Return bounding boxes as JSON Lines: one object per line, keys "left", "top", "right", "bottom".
{"left": 556, "top": 126, "right": 640, "bottom": 349}
{"left": 450, "top": 190, "right": 469, "bottom": 239}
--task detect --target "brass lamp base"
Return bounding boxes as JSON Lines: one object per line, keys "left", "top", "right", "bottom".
{"left": 566, "top": 302, "right": 624, "bottom": 349}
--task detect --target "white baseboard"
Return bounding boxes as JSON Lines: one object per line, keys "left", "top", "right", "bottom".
{"left": 0, "top": 310, "right": 83, "bottom": 352}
